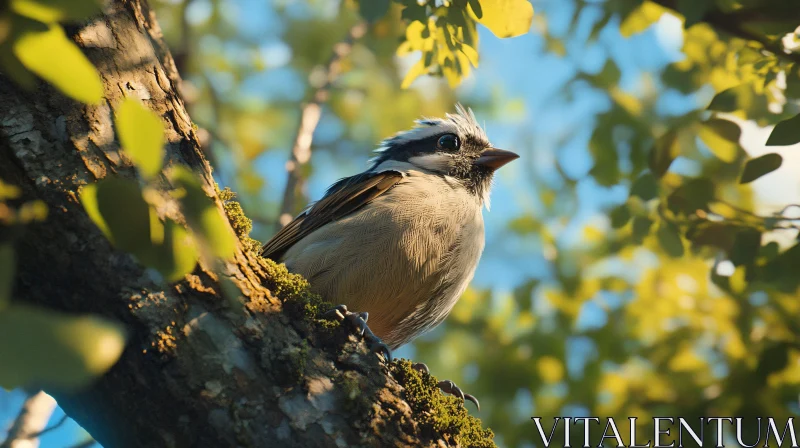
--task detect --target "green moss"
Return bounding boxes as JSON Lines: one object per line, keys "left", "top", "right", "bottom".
{"left": 391, "top": 359, "right": 496, "bottom": 448}
{"left": 217, "top": 186, "right": 261, "bottom": 254}
{"left": 215, "top": 183, "right": 336, "bottom": 327}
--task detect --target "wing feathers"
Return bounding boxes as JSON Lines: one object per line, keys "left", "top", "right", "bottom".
{"left": 260, "top": 170, "right": 403, "bottom": 261}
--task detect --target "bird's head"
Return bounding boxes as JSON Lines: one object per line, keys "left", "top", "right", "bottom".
{"left": 369, "top": 104, "right": 518, "bottom": 205}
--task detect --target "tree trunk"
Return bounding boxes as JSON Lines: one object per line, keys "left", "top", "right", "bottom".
{"left": 0, "top": 1, "right": 492, "bottom": 447}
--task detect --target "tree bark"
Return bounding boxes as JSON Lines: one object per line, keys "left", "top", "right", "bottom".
{"left": 0, "top": 1, "right": 491, "bottom": 447}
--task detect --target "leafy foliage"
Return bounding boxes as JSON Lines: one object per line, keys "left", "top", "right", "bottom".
{"left": 0, "top": 0, "right": 103, "bottom": 103}
{"left": 81, "top": 98, "right": 237, "bottom": 280}
{"left": 362, "top": 0, "right": 534, "bottom": 87}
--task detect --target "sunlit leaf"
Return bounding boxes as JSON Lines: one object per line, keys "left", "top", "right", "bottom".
{"left": 79, "top": 183, "right": 111, "bottom": 239}
{"left": 0, "top": 304, "right": 126, "bottom": 390}
{"left": 698, "top": 118, "right": 741, "bottom": 163}
{"left": 471, "top": 0, "right": 533, "bottom": 38}
{"left": 169, "top": 166, "right": 236, "bottom": 260}
{"left": 766, "top": 113, "right": 800, "bottom": 146}
{"left": 649, "top": 129, "right": 680, "bottom": 178}
{"left": 115, "top": 98, "right": 166, "bottom": 178}
{"left": 139, "top": 219, "right": 199, "bottom": 282}
{"left": 619, "top": 1, "right": 669, "bottom": 37}
{"left": 740, "top": 153, "right": 782, "bottom": 184}
{"left": 0, "top": 245, "right": 13, "bottom": 311}
{"left": 12, "top": 22, "right": 103, "bottom": 104}
{"left": 537, "top": 356, "right": 564, "bottom": 383}
{"left": 401, "top": 57, "right": 427, "bottom": 89}
{"left": 11, "top": 0, "right": 102, "bottom": 23}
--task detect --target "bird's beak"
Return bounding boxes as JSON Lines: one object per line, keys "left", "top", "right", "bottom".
{"left": 473, "top": 148, "right": 519, "bottom": 171}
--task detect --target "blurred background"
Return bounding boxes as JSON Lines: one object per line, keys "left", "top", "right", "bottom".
{"left": 4, "top": 0, "right": 800, "bottom": 446}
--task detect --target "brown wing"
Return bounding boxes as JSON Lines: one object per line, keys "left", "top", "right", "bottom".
{"left": 260, "top": 170, "right": 403, "bottom": 261}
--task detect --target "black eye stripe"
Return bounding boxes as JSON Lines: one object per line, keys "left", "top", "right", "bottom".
{"left": 436, "top": 134, "right": 460, "bottom": 151}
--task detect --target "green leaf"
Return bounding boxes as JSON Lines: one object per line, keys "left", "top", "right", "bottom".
{"left": 686, "top": 222, "right": 736, "bottom": 251}
{"left": 676, "top": 0, "right": 712, "bottom": 27}
{"left": 766, "top": 113, "right": 800, "bottom": 146}
{"left": 756, "top": 342, "right": 790, "bottom": 381}
{"left": 610, "top": 204, "right": 631, "bottom": 229}
{"left": 79, "top": 183, "right": 110, "bottom": 239}
{"left": 13, "top": 22, "right": 103, "bottom": 104}
{"left": 740, "top": 153, "right": 783, "bottom": 184}
{"left": 632, "top": 216, "right": 653, "bottom": 242}
{"left": 139, "top": 219, "right": 199, "bottom": 282}
{"left": 730, "top": 228, "right": 761, "bottom": 266}
{"left": 169, "top": 167, "right": 237, "bottom": 260}
{"left": 11, "top": 0, "right": 102, "bottom": 23}
{"left": 472, "top": 0, "right": 533, "bottom": 38}
{"left": 0, "top": 304, "right": 126, "bottom": 390}
{"left": 358, "top": 0, "right": 390, "bottom": 22}
{"left": 698, "top": 118, "right": 741, "bottom": 163}
{"left": 657, "top": 221, "right": 685, "bottom": 258}
{"left": 467, "top": 0, "right": 483, "bottom": 19}
{"left": 630, "top": 173, "right": 659, "bottom": 201}
{"left": 649, "top": 129, "right": 680, "bottom": 178}
{"left": 0, "top": 245, "right": 13, "bottom": 311}
{"left": 707, "top": 85, "right": 751, "bottom": 112}
{"left": 115, "top": 98, "right": 166, "bottom": 178}
{"left": 95, "top": 177, "right": 151, "bottom": 253}
{"left": 667, "top": 178, "right": 715, "bottom": 215}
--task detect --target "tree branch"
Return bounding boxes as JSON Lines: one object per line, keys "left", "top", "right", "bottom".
{"left": 276, "top": 22, "right": 368, "bottom": 230}
{"left": 0, "top": 391, "right": 57, "bottom": 448}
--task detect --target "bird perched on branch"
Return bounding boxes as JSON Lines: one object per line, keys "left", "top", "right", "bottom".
{"left": 261, "top": 104, "right": 518, "bottom": 409}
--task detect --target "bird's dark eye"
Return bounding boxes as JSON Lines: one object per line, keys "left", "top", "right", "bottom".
{"left": 436, "top": 134, "right": 460, "bottom": 151}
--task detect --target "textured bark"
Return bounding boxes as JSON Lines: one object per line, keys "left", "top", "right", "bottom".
{"left": 0, "top": 1, "right": 489, "bottom": 447}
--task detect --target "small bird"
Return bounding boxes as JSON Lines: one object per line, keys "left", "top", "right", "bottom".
{"left": 262, "top": 105, "right": 518, "bottom": 406}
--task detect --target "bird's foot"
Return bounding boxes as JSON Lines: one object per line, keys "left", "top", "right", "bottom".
{"left": 323, "top": 304, "right": 392, "bottom": 362}
{"left": 412, "top": 362, "right": 480, "bottom": 411}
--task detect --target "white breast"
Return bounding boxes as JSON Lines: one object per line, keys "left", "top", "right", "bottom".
{"left": 281, "top": 164, "right": 485, "bottom": 349}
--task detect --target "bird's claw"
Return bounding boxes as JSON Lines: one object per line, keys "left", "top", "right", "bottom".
{"left": 324, "top": 305, "right": 393, "bottom": 362}
{"left": 411, "top": 362, "right": 480, "bottom": 411}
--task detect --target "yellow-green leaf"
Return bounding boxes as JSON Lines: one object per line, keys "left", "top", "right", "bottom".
{"left": 169, "top": 167, "right": 237, "bottom": 260}
{"left": 649, "top": 129, "right": 680, "bottom": 178}
{"left": 79, "top": 183, "right": 111, "bottom": 239}
{"left": 698, "top": 118, "right": 741, "bottom": 163}
{"left": 11, "top": 0, "right": 102, "bottom": 23}
{"left": 619, "top": 1, "right": 670, "bottom": 38}
{"left": 115, "top": 98, "right": 166, "bottom": 178}
{"left": 471, "top": 0, "right": 533, "bottom": 38}
{"left": 138, "top": 219, "right": 199, "bottom": 282}
{"left": 0, "top": 305, "right": 127, "bottom": 390}
{"left": 12, "top": 23, "right": 103, "bottom": 104}
{"left": 401, "top": 57, "right": 427, "bottom": 89}
{"left": 0, "top": 245, "right": 13, "bottom": 311}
